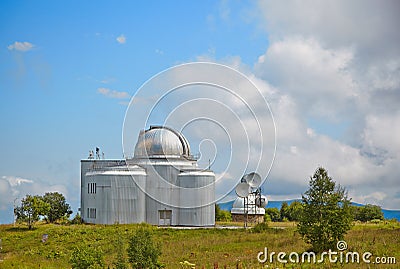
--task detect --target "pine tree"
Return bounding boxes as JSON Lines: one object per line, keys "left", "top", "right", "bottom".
{"left": 297, "top": 167, "right": 353, "bottom": 252}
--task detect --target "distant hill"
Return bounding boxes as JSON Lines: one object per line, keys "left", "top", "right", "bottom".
{"left": 218, "top": 199, "right": 400, "bottom": 221}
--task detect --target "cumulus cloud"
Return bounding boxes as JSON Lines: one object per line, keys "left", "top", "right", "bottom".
{"left": 0, "top": 175, "right": 69, "bottom": 219}
{"left": 255, "top": 37, "right": 358, "bottom": 121}
{"left": 140, "top": 1, "right": 399, "bottom": 210}
{"left": 257, "top": 0, "right": 400, "bottom": 54}
{"left": 7, "top": 41, "right": 34, "bottom": 52}
{"left": 248, "top": 0, "right": 400, "bottom": 209}
{"left": 116, "top": 34, "right": 126, "bottom": 44}
{"left": 97, "top": 87, "right": 130, "bottom": 99}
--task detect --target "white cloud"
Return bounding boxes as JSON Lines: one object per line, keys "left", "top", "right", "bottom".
{"left": 255, "top": 37, "right": 356, "bottom": 119}
{"left": 7, "top": 41, "right": 34, "bottom": 52}
{"left": 97, "top": 87, "right": 130, "bottom": 99}
{"left": 249, "top": 0, "right": 400, "bottom": 209}
{"left": 140, "top": 1, "right": 399, "bottom": 210}
{"left": 0, "top": 175, "right": 69, "bottom": 212}
{"left": 257, "top": 0, "right": 400, "bottom": 55}
{"left": 116, "top": 34, "right": 126, "bottom": 44}
{"left": 2, "top": 175, "right": 33, "bottom": 187}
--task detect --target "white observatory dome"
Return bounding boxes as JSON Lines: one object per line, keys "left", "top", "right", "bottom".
{"left": 134, "top": 126, "right": 190, "bottom": 158}
{"left": 231, "top": 195, "right": 266, "bottom": 215}
{"left": 232, "top": 196, "right": 245, "bottom": 209}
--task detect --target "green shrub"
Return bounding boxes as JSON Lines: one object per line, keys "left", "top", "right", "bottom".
{"left": 71, "top": 213, "right": 83, "bottom": 224}
{"left": 128, "top": 228, "right": 162, "bottom": 269}
{"left": 265, "top": 208, "right": 280, "bottom": 222}
{"left": 70, "top": 245, "right": 104, "bottom": 269}
{"left": 252, "top": 222, "right": 269, "bottom": 233}
{"left": 215, "top": 204, "right": 232, "bottom": 221}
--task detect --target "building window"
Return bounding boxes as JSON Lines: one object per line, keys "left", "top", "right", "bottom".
{"left": 88, "top": 182, "right": 96, "bottom": 194}
{"left": 87, "top": 207, "right": 96, "bottom": 219}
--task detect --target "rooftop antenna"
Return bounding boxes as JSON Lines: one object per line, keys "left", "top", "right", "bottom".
{"left": 96, "top": 147, "right": 100, "bottom": 160}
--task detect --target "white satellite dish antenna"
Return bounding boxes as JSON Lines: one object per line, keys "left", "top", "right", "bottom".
{"left": 235, "top": 182, "right": 250, "bottom": 198}
{"left": 256, "top": 195, "right": 268, "bottom": 207}
{"left": 243, "top": 172, "right": 262, "bottom": 188}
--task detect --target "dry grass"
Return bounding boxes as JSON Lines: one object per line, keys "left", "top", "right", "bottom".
{"left": 0, "top": 221, "right": 398, "bottom": 268}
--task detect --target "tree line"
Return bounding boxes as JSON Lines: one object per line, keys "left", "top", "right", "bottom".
{"left": 216, "top": 197, "right": 385, "bottom": 223}
{"left": 265, "top": 201, "right": 384, "bottom": 223}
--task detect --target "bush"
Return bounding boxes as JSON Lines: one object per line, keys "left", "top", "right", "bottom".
{"left": 265, "top": 208, "right": 280, "bottom": 222}
{"left": 70, "top": 245, "right": 104, "bottom": 269}
{"left": 252, "top": 222, "right": 269, "bottom": 233}
{"left": 128, "top": 228, "right": 162, "bottom": 269}
{"left": 71, "top": 213, "right": 83, "bottom": 224}
{"left": 215, "top": 204, "right": 232, "bottom": 221}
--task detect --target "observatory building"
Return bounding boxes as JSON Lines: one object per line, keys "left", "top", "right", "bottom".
{"left": 80, "top": 126, "right": 215, "bottom": 226}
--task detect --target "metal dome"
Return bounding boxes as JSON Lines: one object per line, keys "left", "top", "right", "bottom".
{"left": 134, "top": 126, "right": 190, "bottom": 158}
{"left": 230, "top": 195, "right": 266, "bottom": 215}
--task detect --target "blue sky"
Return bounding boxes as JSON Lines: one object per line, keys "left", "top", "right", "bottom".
{"left": 1, "top": 1, "right": 399, "bottom": 224}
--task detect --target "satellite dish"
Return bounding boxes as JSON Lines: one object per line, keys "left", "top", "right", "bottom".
{"left": 256, "top": 195, "right": 268, "bottom": 207}
{"left": 243, "top": 172, "right": 262, "bottom": 188}
{"left": 235, "top": 182, "right": 250, "bottom": 198}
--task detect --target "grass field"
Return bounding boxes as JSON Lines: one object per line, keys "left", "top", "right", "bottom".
{"left": 0, "top": 221, "right": 398, "bottom": 268}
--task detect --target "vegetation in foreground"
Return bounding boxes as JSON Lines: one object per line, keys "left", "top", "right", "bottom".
{"left": 4, "top": 166, "right": 397, "bottom": 268}
{"left": 0, "top": 220, "right": 398, "bottom": 269}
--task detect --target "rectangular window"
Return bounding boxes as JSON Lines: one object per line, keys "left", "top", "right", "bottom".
{"left": 87, "top": 207, "right": 96, "bottom": 219}
{"left": 88, "top": 183, "right": 97, "bottom": 194}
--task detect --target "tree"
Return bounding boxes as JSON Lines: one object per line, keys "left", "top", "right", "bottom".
{"left": 215, "top": 204, "right": 232, "bottom": 221}
{"left": 42, "top": 192, "right": 72, "bottom": 223}
{"left": 15, "top": 195, "right": 50, "bottom": 229}
{"left": 128, "top": 228, "right": 162, "bottom": 269}
{"left": 265, "top": 208, "right": 280, "bottom": 222}
{"left": 353, "top": 204, "right": 384, "bottom": 222}
{"left": 297, "top": 167, "right": 353, "bottom": 252}
{"left": 287, "top": 201, "right": 303, "bottom": 221}
{"left": 280, "top": 202, "right": 289, "bottom": 221}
